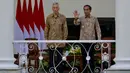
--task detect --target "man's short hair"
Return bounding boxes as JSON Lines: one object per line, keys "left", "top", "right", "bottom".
{"left": 83, "top": 5, "right": 92, "bottom": 10}
{"left": 52, "top": 2, "right": 59, "bottom": 6}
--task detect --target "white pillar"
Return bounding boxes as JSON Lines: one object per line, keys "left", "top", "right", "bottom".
{"left": 108, "top": 0, "right": 130, "bottom": 73}
{"left": 0, "top": 0, "right": 19, "bottom": 72}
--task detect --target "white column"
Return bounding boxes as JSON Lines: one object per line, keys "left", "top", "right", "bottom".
{"left": 0, "top": 0, "right": 19, "bottom": 72}
{"left": 108, "top": 0, "right": 130, "bottom": 73}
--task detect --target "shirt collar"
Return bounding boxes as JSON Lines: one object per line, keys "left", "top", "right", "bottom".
{"left": 85, "top": 15, "right": 92, "bottom": 18}
{"left": 51, "top": 13, "right": 60, "bottom": 18}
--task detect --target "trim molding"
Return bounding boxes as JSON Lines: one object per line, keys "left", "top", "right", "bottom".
{"left": 107, "top": 58, "right": 130, "bottom": 71}
{"left": 0, "top": 58, "right": 19, "bottom": 70}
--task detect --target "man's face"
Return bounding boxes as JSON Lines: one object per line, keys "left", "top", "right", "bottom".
{"left": 84, "top": 6, "right": 91, "bottom": 16}
{"left": 52, "top": 4, "right": 59, "bottom": 14}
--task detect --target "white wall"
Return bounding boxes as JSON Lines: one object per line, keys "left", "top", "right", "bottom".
{"left": 44, "top": 0, "right": 115, "bottom": 18}
{"left": 15, "top": 0, "right": 115, "bottom": 18}
{"left": 0, "top": 0, "right": 15, "bottom": 60}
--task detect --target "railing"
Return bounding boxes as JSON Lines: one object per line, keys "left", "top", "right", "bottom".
{"left": 13, "top": 40, "right": 115, "bottom": 73}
